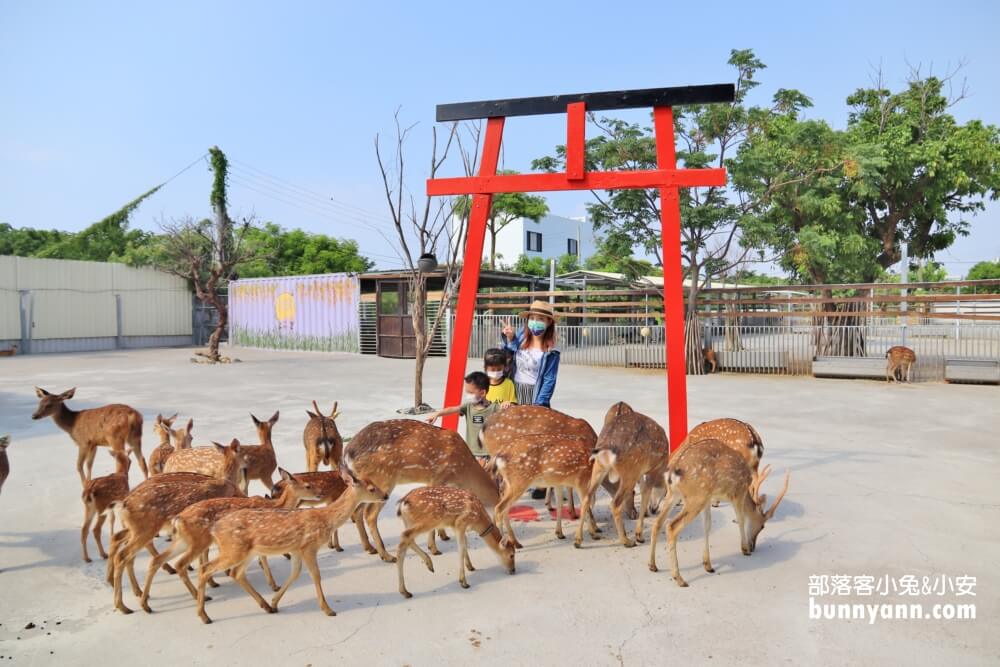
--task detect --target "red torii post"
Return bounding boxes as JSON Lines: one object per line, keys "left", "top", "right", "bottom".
{"left": 426, "top": 84, "right": 735, "bottom": 452}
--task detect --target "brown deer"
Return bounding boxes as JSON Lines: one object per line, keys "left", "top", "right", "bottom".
{"left": 395, "top": 486, "right": 515, "bottom": 598}
{"left": 677, "top": 418, "right": 765, "bottom": 499}
{"left": 271, "top": 469, "right": 370, "bottom": 552}
{"left": 576, "top": 402, "right": 669, "bottom": 549}
{"left": 703, "top": 346, "right": 718, "bottom": 373}
{"left": 162, "top": 439, "right": 247, "bottom": 491}
{"left": 80, "top": 450, "right": 131, "bottom": 562}
{"left": 241, "top": 412, "right": 280, "bottom": 491}
{"left": 147, "top": 414, "right": 178, "bottom": 475}
{"left": 0, "top": 344, "right": 16, "bottom": 356}
{"left": 195, "top": 469, "right": 388, "bottom": 623}
{"left": 31, "top": 387, "right": 148, "bottom": 483}
{"left": 343, "top": 419, "right": 501, "bottom": 562}
{"left": 140, "top": 468, "right": 321, "bottom": 607}
{"left": 647, "top": 438, "right": 789, "bottom": 587}
{"left": 0, "top": 434, "right": 10, "bottom": 496}
{"left": 108, "top": 473, "right": 244, "bottom": 613}
{"left": 303, "top": 400, "right": 343, "bottom": 471}
{"left": 492, "top": 434, "right": 602, "bottom": 548}
{"left": 886, "top": 345, "right": 917, "bottom": 383}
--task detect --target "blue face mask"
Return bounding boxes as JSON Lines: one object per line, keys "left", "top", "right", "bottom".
{"left": 527, "top": 320, "right": 547, "bottom": 336}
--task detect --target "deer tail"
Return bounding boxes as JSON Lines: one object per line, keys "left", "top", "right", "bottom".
{"left": 591, "top": 449, "right": 619, "bottom": 484}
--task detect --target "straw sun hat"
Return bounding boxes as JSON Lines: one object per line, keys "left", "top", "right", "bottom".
{"left": 518, "top": 299, "right": 559, "bottom": 322}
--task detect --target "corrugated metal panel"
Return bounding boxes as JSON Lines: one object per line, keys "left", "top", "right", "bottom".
{"left": 0, "top": 256, "right": 18, "bottom": 340}
{"left": 112, "top": 263, "right": 191, "bottom": 336}
{"left": 16, "top": 257, "right": 115, "bottom": 339}
{"left": 230, "top": 273, "right": 360, "bottom": 352}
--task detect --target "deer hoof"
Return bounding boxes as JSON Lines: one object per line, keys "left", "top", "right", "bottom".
{"left": 635, "top": 535, "right": 645, "bottom": 544}
{"left": 556, "top": 532, "right": 565, "bottom": 540}
{"left": 623, "top": 540, "right": 636, "bottom": 548}
{"left": 83, "top": 556, "right": 92, "bottom": 563}
{"left": 401, "top": 590, "right": 413, "bottom": 599}
{"left": 705, "top": 566, "right": 715, "bottom": 573}
{"left": 324, "top": 608, "right": 336, "bottom": 617}
{"left": 430, "top": 548, "right": 441, "bottom": 556}
{"left": 162, "top": 564, "right": 177, "bottom": 575}
{"left": 673, "top": 577, "right": 689, "bottom": 588}
{"left": 200, "top": 615, "right": 213, "bottom": 625}
{"left": 117, "top": 605, "right": 133, "bottom": 615}
{"left": 141, "top": 602, "right": 153, "bottom": 614}
{"left": 460, "top": 581, "right": 470, "bottom": 589}
{"left": 648, "top": 564, "right": 659, "bottom": 573}
{"left": 380, "top": 554, "right": 397, "bottom": 563}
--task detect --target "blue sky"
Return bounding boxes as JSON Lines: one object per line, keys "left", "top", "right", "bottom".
{"left": 2, "top": 0, "right": 998, "bottom": 274}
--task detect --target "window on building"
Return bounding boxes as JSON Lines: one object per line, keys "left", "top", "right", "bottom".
{"left": 526, "top": 231, "right": 543, "bottom": 252}
{"left": 567, "top": 238, "right": 579, "bottom": 256}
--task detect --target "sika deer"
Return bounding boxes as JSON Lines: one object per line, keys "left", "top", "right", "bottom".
{"left": 80, "top": 451, "right": 131, "bottom": 562}
{"left": 0, "top": 435, "right": 8, "bottom": 497}
{"left": 647, "top": 438, "right": 789, "bottom": 587}
{"left": 163, "top": 439, "right": 247, "bottom": 491}
{"left": 303, "top": 401, "right": 343, "bottom": 471}
{"left": 576, "top": 402, "right": 669, "bottom": 549}
{"left": 492, "top": 434, "right": 601, "bottom": 548}
{"left": 141, "top": 468, "right": 321, "bottom": 607}
{"left": 147, "top": 414, "right": 178, "bottom": 475}
{"left": 195, "top": 469, "right": 388, "bottom": 623}
{"left": 108, "top": 473, "right": 244, "bottom": 613}
{"left": 242, "top": 412, "right": 280, "bottom": 491}
{"left": 886, "top": 345, "right": 917, "bottom": 383}
{"left": 271, "top": 469, "right": 366, "bottom": 552}
{"left": 676, "top": 418, "right": 765, "bottom": 499}
{"left": 343, "top": 419, "right": 501, "bottom": 562}
{"left": 396, "top": 486, "right": 515, "bottom": 598}
{"left": 31, "top": 387, "right": 148, "bottom": 483}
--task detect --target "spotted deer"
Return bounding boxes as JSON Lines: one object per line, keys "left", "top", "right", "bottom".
{"left": 147, "top": 414, "right": 178, "bottom": 475}
{"left": 576, "top": 402, "right": 669, "bottom": 549}
{"left": 343, "top": 419, "right": 502, "bottom": 562}
{"left": 140, "top": 468, "right": 321, "bottom": 608}
{"left": 162, "top": 439, "right": 247, "bottom": 491}
{"left": 241, "top": 412, "right": 280, "bottom": 491}
{"left": 195, "top": 469, "right": 388, "bottom": 623}
{"left": 108, "top": 473, "right": 244, "bottom": 613}
{"left": 886, "top": 345, "right": 917, "bottom": 383}
{"left": 676, "top": 418, "right": 765, "bottom": 499}
{"left": 647, "top": 438, "right": 789, "bottom": 587}
{"left": 271, "top": 469, "right": 370, "bottom": 552}
{"left": 303, "top": 401, "right": 343, "bottom": 471}
{"left": 492, "top": 434, "right": 602, "bottom": 548}
{"left": 395, "top": 486, "right": 515, "bottom": 598}
{"left": 31, "top": 387, "right": 149, "bottom": 484}
{"left": 0, "top": 435, "right": 8, "bottom": 497}
{"left": 703, "top": 346, "right": 718, "bottom": 373}
{"left": 80, "top": 450, "right": 131, "bottom": 562}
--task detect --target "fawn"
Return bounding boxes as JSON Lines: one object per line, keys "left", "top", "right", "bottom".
{"left": 703, "top": 346, "right": 718, "bottom": 373}
{"left": 886, "top": 345, "right": 917, "bottom": 383}
{"left": 343, "top": 419, "right": 501, "bottom": 562}
{"left": 80, "top": 450, "right": 131, "bottom": 562}
{"left": 195, "top": 468, "right": 387, "bottom": 623}
{"left": 241, "top": 412, "right": 280, "bottom": 491}
{"left": 396, "top": 486, "right": 515, "bottom": 598}
{"left": 271, "top": 469, "right": 369, "bottom": 552}
{"left": 163, "top": 438, "right": 248, "bottom": 491}
{"left": 32, "top": 387, "right": 149, "bottom": 484}
{"left": 108, "top": 473, "right": 244, "bottom": 614}
{"left": 303, "top": 400, "right": 343, "bottom": 472}
{"left": 492, "top": 434, "right": 602, "bottom": 548}
{"left": 0, "top": 434, "right": 10, "bottom": 497}
{"left": 147, "top": 414, "right": 178, "bottom": 475}
{"left": 140, "top": 468, "right": 321, "bottom": 608}
{"left": 647, "top": 438, "right": 789, "bottom": 587}
{"left": 576, "top": 402, "right": 669, "bottom": 549}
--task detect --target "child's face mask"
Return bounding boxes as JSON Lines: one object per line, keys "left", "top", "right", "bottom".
{"left": 462, "top": 392, "right": 481, "bottom": 404}
{"left": 486, "top": 370, "right": 504, "bottom": 380}
{"left": 527, "top": 320, "right": 547, "bottom": 336}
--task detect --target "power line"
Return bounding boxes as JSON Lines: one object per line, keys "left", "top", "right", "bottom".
{"left": 160, "top": 153, "right": 210, "bottom": 188}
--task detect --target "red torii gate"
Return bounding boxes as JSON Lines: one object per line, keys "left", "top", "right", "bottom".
{"left": 426, "top": 84, "right": 736, "bottom": 452}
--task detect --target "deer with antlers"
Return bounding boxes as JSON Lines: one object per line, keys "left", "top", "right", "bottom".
{"left": 886, "top": 345, "right": 917, "bottom": 383}
{"left": 343, "top": 419, "right": 501, "bottom": 562}
{"left": 195, "top": 468, "right": 387, "bottom": 623}
{"left": 576, "top": 402, "right": 669, "bottom": 549}
{"left": 647, "top": 438, "right": 789, "bottom": 587}
{"left": 31, "top": 387, "right": 149, "bottom": 484}
{"left": 396, "top": 486, "right": 515, "bottom": 598}
{"left": 304, "top": 401, "right": 343, "bottom": 472}
{"left": 162, "top": 438, "right": 247, "bottom": 491}
{"left": 80, "top": 450, "right": 131, "bottom": 562}
{"left": 677, "top": 418, "right": 765, "bottom": 500}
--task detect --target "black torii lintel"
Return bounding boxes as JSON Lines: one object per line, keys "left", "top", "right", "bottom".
{"left": 435, "top": 83, "right": 736, "bottom": 122}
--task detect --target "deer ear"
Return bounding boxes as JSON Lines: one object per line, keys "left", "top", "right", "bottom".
{"left": 35, "top": 387, "right": 48, "bottom": 398}
{"left": 212, "top": 442, "right": 226, "bottom": 454}
{"left": 60, "top": 388, "right": 76, "bottom": 400}
{"left": 251, "top": 414, "right": 262, "bottom": 427}
{"left": 278, "top": 467, "right": 291, "bottom": 482}
{"left": 186, "top": 418, "right": 194, "bottom": 432}
{"left": 230, "top": 438, "right": 241, "bottom": 452}
{"left": 306, "top": 410, "right": 318, "bottom": 419}
{"left": 155, "top": 414, "right": 164, "bottom": 423}
{"left": 269, "top": 411, "right": 279, "bottom": 425}
{"left": 166, "top": 413, "right": 178, "bottom": 425}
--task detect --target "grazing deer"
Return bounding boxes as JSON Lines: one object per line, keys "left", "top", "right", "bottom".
{"left": 147, "top": 414, "right": 178, "bottom": 475}
{"left": 576, "top": 402, "right": 669, "bottom": 549}
{"left": 703, "top": 346, "right": 718, "bottom": 373}
{"left": 886, "top": 345, "right": 917, "bottom": 383}
{"left": 163, "top": 439, "right": 247, "bottom": 491}
{"left": 141, "top": 468, "right": 321, "bottom": 607}
{"left": 241, "top": 412, "right": 280, "bottom": 491}
{"left": 492, "top": 434, "right": 602, "bottom": 548}
{"left": 80, "top": 450, "right": 131, "bottom": 562}
{"left": 678, "top": 418, "right": 765, "bottom": 498}
{"left": 396, "top": 486, "right": 515, "bottom": 598}
{"left": 0, "top": 434, "right": 10, "bottom": 496}
{"left": 108, "top": 473, "right": 244, "bottom": 614}
{"left": 31, "top": 387, "right": 148, "bottom": 484}
{"left": 343, "top": 420, "right": 501, "bottom": 562}
{"left": 647, "top": 438, "right": 789, "bottom": 587}
{"left": 195, "top": 469, "right": 388, "bottom": 623}
{"left": 304, "top": 401, "right": 343, "bottom": 472}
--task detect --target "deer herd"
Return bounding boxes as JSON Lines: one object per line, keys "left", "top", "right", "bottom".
{"left": 26, "top": 385, "right": 790, "bottom": 624}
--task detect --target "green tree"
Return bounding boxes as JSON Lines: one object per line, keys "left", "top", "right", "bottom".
{"left": 967, "top": 260, "right": 1000, "bottom": 293}
{"left": 0, "top": 224, "right": 73, "bottom": 257}
{"left": 583, "top": 231, "right": 658, "bottom": 280}
{"left": 454, "top": 170, "right": 549, "bottom": 270}
{"left": 238, "top": 223, "right": 373, "bottom": 277}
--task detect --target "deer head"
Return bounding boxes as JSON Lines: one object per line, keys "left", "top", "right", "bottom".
{"left": 172, "top": 419, "right": 194, "bottom": 449}
{"left": 212, "top": 438, "right": 248, "bottom": 491}
{"left": 273, "top": 467, "right": 323, "bottom": 504}
{"left": 746, "top": 465, "right": 790, "bottom": 552}
{"left": 32, "top": 387, "right": 75, "bottom": 420}
{"left": 339, "top": 465, "right": 388, "bottom": 503}
{"left": 251, "top": 411, "right": 280, "bottom": 439}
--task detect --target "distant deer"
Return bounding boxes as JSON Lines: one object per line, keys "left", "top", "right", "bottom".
{"left": 396, "top": 486, "right": 515, "bottom": 598}
{"left": 108, "top": 473, "right": 244, "bottom": 614}
{"left": 303, "top": 400, "right": 343, "bottom": 471}
{"left": 886, "top": 345, "right": 916, "bottom": 383}
{"left": 343, "top": 420, "right": 501, "bottom": 562}
{"left": 576, "top": 402, "right": 669, "bottom": 549}
{"left": 147, "top": 414, "right": 178, "bottom": 475}
{"left": 703, "top": 346, "right": 718, "bottom": 373}
{"left": 242, "top": 412, "right": 280, "bottom": 491}
{"left": 162, "top": 438, "right": 247, "bottom": 491}
{"left": 80, "top": 450, "right": 131, "bottom": 562}
{"left": 0, "top": 434, "right": 10, "bottom": 496}
{"left": 647, "top": 438, "right": 789, "bottom": 587}
{"left": 492, "top": 434, "right": 602, "bottom": 548}
{"left": 0, "top": 344, "right": 16, "bottom": 356}
{"left": 195, "top": 469, "right": 387, "bottom": 623}
{"left": 32, "top": 387, "right": 149, "bottom": 484}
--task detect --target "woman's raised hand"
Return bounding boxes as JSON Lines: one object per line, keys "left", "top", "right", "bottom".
{"left": 502, "top": 320, "right": 515, "bottom": 341}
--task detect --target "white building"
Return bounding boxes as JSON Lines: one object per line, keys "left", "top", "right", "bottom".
{"left": 454, "top": 213, "right": 599, "bottom": 268}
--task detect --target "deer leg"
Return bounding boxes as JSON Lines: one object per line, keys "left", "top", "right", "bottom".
{"left": 635, "top": 482, "right": 653, "bottom": 544}
{"left": 172, "top": 547, "right": 203, "bottom": 600}
{"left": 427, "top": 529, "right": 441, "bottom": 555}
{"left": 701, "top": 506, "right": 715, "bottom": 573}
{"left": 300, "top": 549, "right": 335, "bottom": 616}
{"left": 330, "top": 528, "right": 343, "bottom": 552}
{"left": 106, "top": 529, "right": 126, "bottom": 584}
{"left": 354, "top": 505, "right": 376, "bottom": 555}
{"left": 396, "top": 536, "right": 412, "bottom": 598}
{"left": 306, "top": 448, "right": 318, "bottom": 473}
{"left": 612, "top": 474, "right": 639, "bottom": 547}
{"left": 647, "top": 488, "right": 674, "bottom": 573}
{"left": 363, "top": 501, "right": 395, "bottom": 562}
{"left": 93, "top": 513, "right": 108, "bottom": 559}
{"left": 457, "top": 531, "right": 471, "bottom": 589}
{"left": 228, "top": 560, "right": 274, "bottom": 615}
{"left": 139, "top": 541, "right": 178, "bottom": 613}
{"left": 566, "top": 487, "right": 578, "bottom": 519}
{"left": 544, "top": 487, "right": 554, "bottom": 511}
{"left": 259, "top": 556, "right": 279, "bottom": 592}
{"left": 197, "top": 554, "right": 234, "bottom": 624}
{"left": 85, "top": 447, "right": 98, "bottom": 482}
{"left": 81, "top": 505, "right": 94, "bottom": 563}
{"left": 494, "top": 482, "right": 524, "bottom": 550}
{"left": 113, "top": 537, "right": 145, "bottom": 614}
{"left": 667, "top": 506, "right": 699, "bottom": 587}
{"left": 575, "top": 465, "right": 608, "bottom": 547}
{"left": 271, "top": 555, "right": 302, "bottom": 610}
{"left": 127, "top": 436, "right": 149, "bottom": 479}
{"left": 554, "top": 483, "right": 566, "bottom": 539}
{"left": 146, "top": 542, "right": 177, "bottom": 575}
{"left": 76, "top": 446, "right": 88, "bottom": 486}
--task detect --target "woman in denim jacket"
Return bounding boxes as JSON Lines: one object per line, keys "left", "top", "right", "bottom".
{"left": 500, "top": 300, "right": 560, "bottom": 408}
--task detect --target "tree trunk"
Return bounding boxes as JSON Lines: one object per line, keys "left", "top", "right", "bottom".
{"left": 410, "top": 277, "right": 428, "bottom": 408}
{"left": 684, "top": 282, "right": 704, "bottom": 375}
{"left": 816, "top": 289, "right": 866, "bottom": 357}
{"left": 206, "top": 293, "right": 227, "bottom": 362}
{"left": 488, "top": 222, "right": 497, "bottom": 271}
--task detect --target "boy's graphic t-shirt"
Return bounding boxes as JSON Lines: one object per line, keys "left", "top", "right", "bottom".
{"left": 459, "top": 400, "right": 503, "bottom": 456}
{"left": 486, "top": 378, "right": 517, "bottom": 405}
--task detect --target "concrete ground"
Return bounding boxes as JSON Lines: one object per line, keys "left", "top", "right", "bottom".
{"left": 0, "top": 347, "right": 997, "bottom": 666}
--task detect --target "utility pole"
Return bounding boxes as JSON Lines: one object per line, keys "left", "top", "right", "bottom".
{"left": 900, "top": 242, "right": 908, "bottom": 346}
